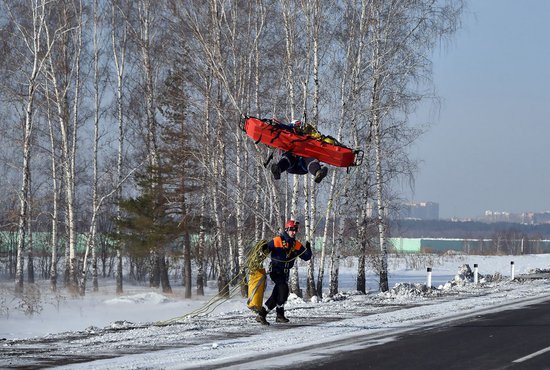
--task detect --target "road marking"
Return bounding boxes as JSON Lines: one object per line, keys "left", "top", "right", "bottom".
{"left": 513, "top": 346, "right": 550, "bottom": 363}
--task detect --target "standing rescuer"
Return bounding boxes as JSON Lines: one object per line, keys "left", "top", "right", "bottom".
{"left": 256, "top": 219, "right": 312, "bottom": 325}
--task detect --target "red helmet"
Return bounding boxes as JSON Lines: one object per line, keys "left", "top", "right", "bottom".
{"left": 285, "top": 219, "right": 299, "bottom": 230}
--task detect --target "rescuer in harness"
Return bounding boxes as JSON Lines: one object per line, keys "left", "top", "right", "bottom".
{"left": 270, "top": 120, "right": 328, "bottom": 183}
{"left": 256, "top": 219, "right": 312, "bottom": 325}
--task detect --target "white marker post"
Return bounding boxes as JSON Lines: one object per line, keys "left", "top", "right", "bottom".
{"left": 474, "top": 263, "right": 479, "bottom": 285}
{"left": 427, "top": 267, "right": 432, "bottom": 289}
{"left": 511, "top": 261, "right": 515, "bottom": 280}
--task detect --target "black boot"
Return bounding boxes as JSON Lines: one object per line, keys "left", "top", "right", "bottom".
{"left": 276, "top": 307, "right": 289, "bottom": 323}
{"left": 314, "top": 167, "right": 328, "bottom": 183}
{"left": 271, "top": 163, "right": 281, "bottom": 180}
{"left": 256, "top": 307, "right": 270, "bottom": 325}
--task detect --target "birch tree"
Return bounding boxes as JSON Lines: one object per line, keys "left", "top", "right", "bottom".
{"left": 312, "top": 0, "right": 366, "bottom": 297}
{"left": 301, "top": 0, "right": 327, "bottom": 299}
{"left": 137, "top": 0, "right": 163, "bottom": 289}
{"left": 78, "top": 0, "right": 136, "bottom": 295}
{"left": 118, "top": 0, "right": 173, "bottom": 291}
{"left": 83, "top": 0, "right": 105, "bottom": 294}
{"left": 280, "top": 0, "right": 305, "bottom": 297}
{"left": 43, "top": 0, "right": 84, "bottom": 294}
{"left": 110, "top": 0, "right": 129, "bottom": 294}
{"left": 46, "top": 88, "right": 61, "bottom": 292}
{"left": 3, "top": 0, "right": 53, "bottom": 293}
{"left": 366, "top": 0, "right": 464, "bottom": 291}
{"left": 174, "top": 1, "right": 266, "bottom": 296}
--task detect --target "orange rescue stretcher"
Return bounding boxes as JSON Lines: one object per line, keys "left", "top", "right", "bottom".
{"left": 243, "top": 116, "right": 363, "bottom": 168}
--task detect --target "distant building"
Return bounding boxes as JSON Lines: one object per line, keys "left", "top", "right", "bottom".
{"left": 483, "top": 210, "right": 518, "bottom": 223}
{"left": 533, "top": 212, "right": 550, "bottom": 224}
{"left": 482, "top": 210, "right": 550, "bottom": 224}
{"left": 399, "top": 201, "right": 439, "bottom": 220}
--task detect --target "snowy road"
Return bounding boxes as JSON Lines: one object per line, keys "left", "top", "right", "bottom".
{"left": 0, "top": 304, "right": 414, "bottom": 369}
{"left": 299, "top": 298, "right": 550, "bottom": 369}
{"left": 2, "top": 280, "right": 550, "bottom": 369}
{"left": 2, "top": 256, "right": 550, "bottom": 369}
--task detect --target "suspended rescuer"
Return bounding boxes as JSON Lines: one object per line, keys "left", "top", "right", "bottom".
{"left": 256, "top": 219, "right": 312, "bottom": 325}
{"left": 270, "top": 120, "right": 328, "bottom": 183}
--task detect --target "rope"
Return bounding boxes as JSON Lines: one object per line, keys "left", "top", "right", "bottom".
{"left": 172, "top": 173, "right": 351, "bottom": 321}
{"left": 158, "top": 274, "right": 245, "bottom": 325}
{"left": 157, "top": 170, "right": 356, "bottom": 326}
{"left": 158, "top": 234, "right": 315, "bottom": 325}
{"left": 158, "top": 240, "right": 270, "bottom": 325}
{"left": 246, "top": 239, "right": 269, "bottom": 271}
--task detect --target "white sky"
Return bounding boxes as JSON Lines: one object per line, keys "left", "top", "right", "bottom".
{"left": 408, "top": 0, "right": 550, "bottom": 219}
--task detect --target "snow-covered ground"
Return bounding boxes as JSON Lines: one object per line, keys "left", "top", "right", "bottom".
{"left": 1, "top": 254, "right": 550, "bottom": 369}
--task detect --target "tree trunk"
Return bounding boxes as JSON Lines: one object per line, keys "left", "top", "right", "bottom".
{"left": 196, "top": 193, "right": 206, "bottom": 296}
{"left": 356, "top": 163, "right": 371, "bottom": 294}
{"left": 79, "top": 0, "right": 101, "bottom": 296}
{"left": 111, "top": 0, "right": 128, "bottom": 295}
{"left": 236, "top": 121, "right": 247, "bottom": 297}
{"left": 27, "top": 185, "right": 34, "bottom": 284}
{"left": 195, "top": 66, "right": 213, "bottom": 298}
{"left": 183, "top": 230, "right": 192, "bottom": 298}
{"left": 316, "top": 171, "right": 337, "bottom": 298}
{"left": 160, "top": 253, "right": 172, "bottom": 293}
{"left": 371, "top": 69, "right": 389, "bottom": 291}
{"left": 356, "top": 253, "right": 366, "bottom": 294}
{"left": 43, "top": 1, "right": 83, "bottom": 294}
{"left": 13, "top": 0, "right": 48, "bottom": 292}
{"left": 91, "top": 0, "right": 101, "bottom": 293}
{"left": 179, "top": 147, "right": 192, "bottom": 298}
{"left": 150, "top": 251, "right": 160, "bottom": 288}
{"left": 212, "top": 131, "right": 230, "bottom": 296}
{"left": 304, "top": 175, "right": 315, "bottom": 299}
{"left": 15, "top": 115, "right": 30, "bottom": 293}
{"left": 48, "top": 114, "right": 59, "bottom": 292}
{"left": 328, "top": 218, "right": 339, "bottom": 297}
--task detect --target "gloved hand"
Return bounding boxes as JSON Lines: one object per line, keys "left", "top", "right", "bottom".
{"left": 258, "top": 240, "right": 270, "bottom": 254}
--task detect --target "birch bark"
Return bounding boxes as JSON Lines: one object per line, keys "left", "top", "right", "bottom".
{"left": 110, "top": 0, "right": 128, "bottom": 295}
{"left": 9, "top": 0, "right": 51, "bottom": 293}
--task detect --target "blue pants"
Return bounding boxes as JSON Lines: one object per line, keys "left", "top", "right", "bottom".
{"left": 277, "top": 153, "right": 321, "bottom": 176}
